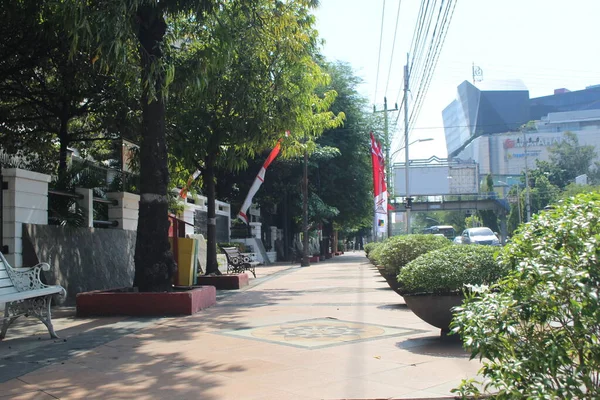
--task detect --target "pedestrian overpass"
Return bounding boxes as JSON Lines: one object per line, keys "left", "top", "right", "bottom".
{"left": 393, "top": 194, "right": 511, "bottom": 242}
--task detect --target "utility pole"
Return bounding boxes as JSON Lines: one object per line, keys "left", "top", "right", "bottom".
{"left": 523, "top": 130, "right": 531, "bottom": 223}
{"left": 403, "top": 53, "right": 411, "bottom": 235}
{"left": 374, "top": 97, "right": 398, "bottom": 238}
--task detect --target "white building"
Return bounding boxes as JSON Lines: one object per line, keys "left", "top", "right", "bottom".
{"left": 456, "top": 109, "right": 600, "bottom": 181}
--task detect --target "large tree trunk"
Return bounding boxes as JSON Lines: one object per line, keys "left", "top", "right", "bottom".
{"left": 204, "top": 152, "right": 221, "bottom": 275}
{"left": 133, "top": 6, "right": 176, "bottom": 292}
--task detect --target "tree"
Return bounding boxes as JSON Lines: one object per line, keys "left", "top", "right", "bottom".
{"left": 477, "top": 174, "right": 499, "bottom": 233}
{"left": 64, "top": 0, "right": 220, "bottom": 291}
{"left": 312, "top": 62, "right": 374, "bottom": 235}
{"left": 167, "top": 0, "right": 342, "bottom": 273}
{"left": 531, "top": 131, "right": 596, "bottom": 189}
{"left": 0, "top": 1, "right": 129, "bottom": 174}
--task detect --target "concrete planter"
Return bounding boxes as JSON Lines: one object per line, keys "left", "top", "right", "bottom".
{"left": 76, "top": 286, "right": 216, "bottom": 317}
{"left": 403, "top": 293, "right": 465, "bottom": 334}
{"left": 195, "top": 273, "right": 249, "bottom": 290}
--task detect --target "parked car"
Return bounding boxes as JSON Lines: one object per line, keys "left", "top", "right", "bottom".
{"left": 453, "top": 236, "right": 463, "bottom": 244}
{"left": 461, "top": 227, "right": 501, "bottom": 246}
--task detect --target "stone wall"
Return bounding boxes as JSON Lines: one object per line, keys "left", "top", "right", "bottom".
{"left": 22, "top": 224, "right": 136, "bottom": 305}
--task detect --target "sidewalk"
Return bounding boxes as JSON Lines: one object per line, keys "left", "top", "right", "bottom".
{"left": 0, "top": 253, "right": 481, "bottom": 400}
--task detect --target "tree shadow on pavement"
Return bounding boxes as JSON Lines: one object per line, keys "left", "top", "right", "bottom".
{"left": 0, "top": 286, "right": 309, "bottom": 399}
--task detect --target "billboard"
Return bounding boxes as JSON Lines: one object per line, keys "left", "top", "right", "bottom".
{"left": 392, "top": 158, "right": 479, "bottom": 196}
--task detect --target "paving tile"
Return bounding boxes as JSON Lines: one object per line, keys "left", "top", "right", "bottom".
{"left": 0, "top": 379, "right": 40, "bottom": 398}
{"left": 1, "top": 254, "right": 484, "bottom": 400}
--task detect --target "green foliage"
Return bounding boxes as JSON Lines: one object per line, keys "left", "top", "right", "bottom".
{"left": 452, "top": 192, "right": 600, "bottom": 399}
{"left": 218, "top": 242, "right": 247, "bottom": 252}
{"left": 365, "top": 242, "right": 384, "bottom": 265}
{"left": 398, "top": 245, "right": 504, "bottom": 295}
{"left": 378, "top": 234, "right": 451, "bottom": 276}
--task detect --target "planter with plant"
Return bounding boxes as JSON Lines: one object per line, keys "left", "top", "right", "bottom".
{"left": 451, "top": 192, "right": 600, "bottom": 399}
{"left": 378, "top": 234, "right": 451, "bottom": 294}
{"left": 398, "top": 244, "right": 505, "bottom": 334}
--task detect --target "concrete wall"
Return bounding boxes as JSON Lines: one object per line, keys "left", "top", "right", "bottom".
{"left": 22, "top": 224, "right": 136, "bottom": 305}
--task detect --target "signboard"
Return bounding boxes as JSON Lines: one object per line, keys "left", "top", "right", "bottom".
{"left": 392, "top": 158, "right": 479, "bottom": 196}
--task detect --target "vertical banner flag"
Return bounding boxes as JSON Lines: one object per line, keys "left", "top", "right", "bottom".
{"left": 179, "top": 169, "right": 202, "bottom": 199}
{"left": 238, "top": 132, "right": 289, "bottom": 224}
{"left": 370, "top": 132, "right": 388, "bottom": 233}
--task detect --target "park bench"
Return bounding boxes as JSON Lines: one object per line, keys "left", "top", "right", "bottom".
{"left": 220, "top": 246, "right": 259, "bottom": 278}
{"left": 0, "top": 252, "right": 66, "bottom": 340}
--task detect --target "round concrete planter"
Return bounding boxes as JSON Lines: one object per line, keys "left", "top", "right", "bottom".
{"left": 403, "top": 293, "right": 464, "bottom": 333}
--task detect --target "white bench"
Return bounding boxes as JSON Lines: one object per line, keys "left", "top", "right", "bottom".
{"left": 0, "top": 252, "right": 66, "bottom": 340}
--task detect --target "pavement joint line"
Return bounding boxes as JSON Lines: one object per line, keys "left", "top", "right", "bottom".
{"left": 0, "top": 264, "right": 304, "bottom": 383}
{"left": 215, "top": 264, "right": 303, "bottom": 301}
{"left": 0, "top": 318, "right": 159, "bottom": 383}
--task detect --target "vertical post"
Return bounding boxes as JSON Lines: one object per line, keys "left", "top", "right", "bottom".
{"left": 75, "top": 188, "right": 94, "bottom": 228}
{"left": 2, "top": 169, "right": 51, "bottom": 267}
{"left": 107, "top": 192, "right": 140, "bottom": 230}
{"left": 384, "top": 98, "right": 392, "bottom": 239}
{"left": 302, "top": 132, "right": 310, "bottom": 267}
{"left": 404, "top": 53, "right": 411, "bottom": 235}
{"left": 523, "top": 131, "right": 531, "bottom": 222}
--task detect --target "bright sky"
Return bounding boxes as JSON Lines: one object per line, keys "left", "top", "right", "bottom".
{"left": 314, "top": 0, "right": 600, "bottom": 162}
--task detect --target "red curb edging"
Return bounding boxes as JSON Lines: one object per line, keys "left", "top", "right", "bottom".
{"left": 195, "top": 274, "right": 249, "bottom": 290}
{"left": 76, "top": 286, "right": 216, "bottom": 317}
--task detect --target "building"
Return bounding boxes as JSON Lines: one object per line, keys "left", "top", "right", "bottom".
{"left": 442, "top": 80, "right": 530, "bottom": 159}
{"left": 443, "top": 80, "right": 600, "bottom": 183}
{"left": 455, "top": 109, "right": 600, "bottom": 184}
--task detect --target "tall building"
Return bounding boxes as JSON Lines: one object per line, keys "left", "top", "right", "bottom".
{"left": 442, "top": 80, "right": 530, "bottom": 159}
{"left": 443, "top": 80, "right": 600, "bottom": 182}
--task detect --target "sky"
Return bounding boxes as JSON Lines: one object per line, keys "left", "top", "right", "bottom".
{"left": 314, "top": 0, "right": 600, "bottom": 162}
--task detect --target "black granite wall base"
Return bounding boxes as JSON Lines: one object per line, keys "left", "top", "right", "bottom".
{"left": 23, "top": 224, "right": 136, "bottom": 305}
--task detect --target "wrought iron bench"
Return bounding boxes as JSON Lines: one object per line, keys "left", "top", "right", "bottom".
{"left": 0, "top": 252, "right": 66, "bottom": 340}
{"left": 220, "top": 246, "right": 259, "bottom": 278}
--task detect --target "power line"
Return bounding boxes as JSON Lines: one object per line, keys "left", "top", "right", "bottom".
{"left": 409, "top": 0, "right": 457, "bottom": 131}
{"left": 373, "top": 0, "right": 387, "bottom": 106}
{"left": 384, "top": 0, "right": 403, "bottom": 96}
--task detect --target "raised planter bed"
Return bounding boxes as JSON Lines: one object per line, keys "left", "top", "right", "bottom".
{"left": 309, "top": 255, "right": 320, "bottom": 263}
{"left": 195, "top": 273, "right": 249, "bottom": 290}
{"left": 403, "top": 293, "right": 464, "bottom": 334}
{"left": 76, "top": 286, "right": 216, "bottom": 317}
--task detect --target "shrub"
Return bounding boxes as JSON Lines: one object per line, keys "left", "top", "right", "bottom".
{"left": 378, "top": 234, "right": 450, "bottom": 276}
{"left": 398, "top": 245, "right": 504, "bottom": 295}
{"left": 366, "top": 242, "right": 385, "bottom": 265}
{"left": 452, "top": 192, "right": 600, "bottom": 399}
{"left": 363, "top": 242, "right": 377, "bottom": 256}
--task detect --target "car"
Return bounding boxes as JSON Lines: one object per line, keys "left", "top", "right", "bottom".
{"left": 453, "top": 236, "right": 463, "bottom": 244}
{"left": 461, "top": 227, "right": 501, "bottom": 246}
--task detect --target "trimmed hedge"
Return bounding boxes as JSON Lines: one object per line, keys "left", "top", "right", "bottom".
{"left": 397, "top": 244, "right": 504, "bottom": 295}
{"left": 365, "top": 242, "right": 384, "bottom": 265}
{"left": 378, "top": 234, "right": 451, "bottom": 276}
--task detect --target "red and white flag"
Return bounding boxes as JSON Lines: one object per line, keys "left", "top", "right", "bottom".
{"left": 238, "top": 132, "right": 288, "bottom": 224}
{"left": 370, "top": 132, "right": 388, "bottom": 233}
{"left": 179, "top": 169, "right": 201, "bottom": 199}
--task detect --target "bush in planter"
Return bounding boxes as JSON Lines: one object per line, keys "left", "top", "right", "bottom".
{"left": 397, "top": 245, "right": 504, "bottom": 295}
{"left": 364, "top": 242, "right": 378, "bottom": 257}
{"left": 451, "top": 192, "right": 600, "bottom": 399}
{"left": 379, "top": 234, "right": 451, "bottom": 278}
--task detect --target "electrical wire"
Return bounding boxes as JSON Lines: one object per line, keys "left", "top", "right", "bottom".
{"left": 384, "top": 0, "right": 403, "bottom": 97}
{"left": 373, "top": 0, "right": 387, "bottom": 106}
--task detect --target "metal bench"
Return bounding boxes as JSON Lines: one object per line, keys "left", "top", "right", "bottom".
{"left": 220, "top": 246, "right": 259, "bottom": 278}
{"left": 0, "top": 252, "right": 66, "bottom": 340}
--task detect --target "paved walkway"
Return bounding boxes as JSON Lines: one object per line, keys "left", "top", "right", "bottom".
{"left": 0, "top": 252, "right": 481, "bottom": 399}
